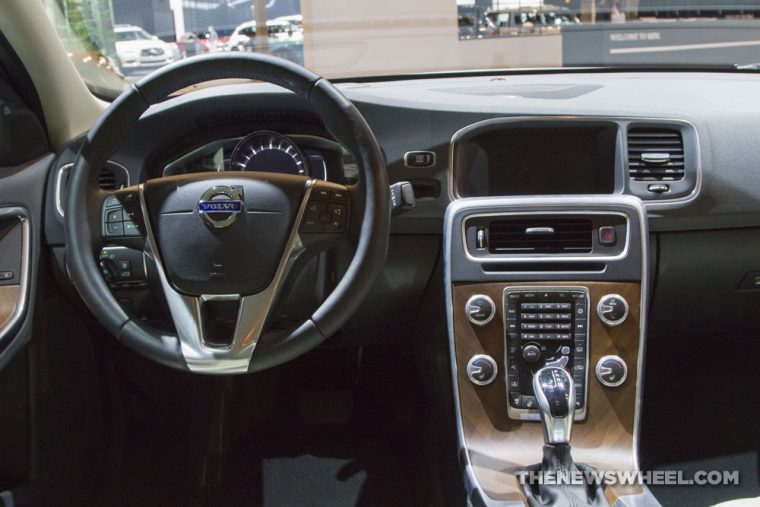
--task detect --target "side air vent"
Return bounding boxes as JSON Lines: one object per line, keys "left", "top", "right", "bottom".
{"left": 627, "top": 127, "right": 685, "bottom": 181}
{"left": 488, "top": 218, "right": 592, "bottom": 254}
{"left": 98, "top": 167, "right": 117, "bottom": 190}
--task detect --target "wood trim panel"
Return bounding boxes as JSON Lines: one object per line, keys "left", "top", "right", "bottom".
{"left": 0, "top": 284, "right": 20, "bottom": 330}
{"left": 453, "top": 281, "right": 642, "bottom": 505}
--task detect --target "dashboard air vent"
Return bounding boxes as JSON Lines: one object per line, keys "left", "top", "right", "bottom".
{"left": 627, "top": 127, "right": 685, "bottom": 181}
{"left": 488, "top": 218, "right": 592, "bottom": 254}
{"left": 98, "top": 167, "right": 117, "bottom": 190}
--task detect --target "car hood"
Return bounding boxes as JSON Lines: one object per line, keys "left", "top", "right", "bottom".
{"left": 115, "top": 39, "right": 169, "bottom": 52}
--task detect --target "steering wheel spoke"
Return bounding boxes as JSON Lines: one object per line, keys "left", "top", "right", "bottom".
{"left": 139, "top": 177, "right": 316, "bottom": 373}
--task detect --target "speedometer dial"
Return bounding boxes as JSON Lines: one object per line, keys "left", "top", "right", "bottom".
{"left": 230, "top": 131, "right": 307, "bottom": 175}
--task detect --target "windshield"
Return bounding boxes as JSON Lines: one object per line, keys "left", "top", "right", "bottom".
{"left": 42, "top": 0, "right": 760, "bottom": 99}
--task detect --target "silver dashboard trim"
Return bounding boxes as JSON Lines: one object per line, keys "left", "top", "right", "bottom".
{"left": 0, "top": 209, "right": 31, "bottom": 353}
{"left": 138, "top": 180, "right": 315, "bottom": 374}
{"left": 54, "top": 163, "right": 72, "bottom": 218}
{"left": 444, "top": 194, "right": 654, "bottom": 506}
{"left": 56, "top": 161, "right": 131, "bottom": 218}
{"left": 462, "top": 210, "right": 631, "bottom": 263}
{"left": 447, "top": 115, "right": 702, "bottom": 212}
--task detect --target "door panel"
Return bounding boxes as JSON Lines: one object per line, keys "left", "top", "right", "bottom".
{"left": 0, "top": 155, "right": 52, "bottom": 370}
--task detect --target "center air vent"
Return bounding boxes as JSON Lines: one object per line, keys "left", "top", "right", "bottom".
{"left": 488, "top": 218, "right": 592, "bottom": 254}
{"left": 627, "top": 127, "right": 685, "bottom": 181}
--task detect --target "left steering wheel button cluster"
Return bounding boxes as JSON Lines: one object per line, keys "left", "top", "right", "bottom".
{"left": 102, "top": 191, "right": 144, "bottom": 238}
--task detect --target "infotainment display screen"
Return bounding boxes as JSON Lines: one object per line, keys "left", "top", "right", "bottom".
{"left": 456, "top": 124, "right": 617, "bottom": 197}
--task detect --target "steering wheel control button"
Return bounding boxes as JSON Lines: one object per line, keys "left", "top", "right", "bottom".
{"left": 300, "top": 185, "right": 351, "bottom": 234}
{"left": 465, "top": 294, "right": 496, "bottom": 326}
{"left": 522, "top": 344, "right": 541, "bottom": 364}
{"left": 106, "top": 221, "right": 124, "bottom": 237}
{"left": 597, "top": 294, "right": 629, "bottom": 327}
{"left": 330, "top": 189, "right": 347, "bottom": 202}
{"left": 596, "top": 355, "right": 628, "bottom": 388}
{"left": 102, "top": 190, "right": 145, "bottom": 239}
{"left": 313, "top": 188, "right": 331, "bottom": 201}
{"left": 466, "top": 355, "right": 498, "bottom": 386}
{"left": 106, "top": 209, "right": 123, "bottom": 223}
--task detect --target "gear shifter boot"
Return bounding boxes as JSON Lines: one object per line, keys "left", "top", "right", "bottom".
{"left": 521, "top": 444, "right": 609, "bottom": 507}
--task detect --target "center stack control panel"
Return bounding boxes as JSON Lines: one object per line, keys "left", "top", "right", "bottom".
{"left": 504, "top": 287, "right": 589, "bottom": 420}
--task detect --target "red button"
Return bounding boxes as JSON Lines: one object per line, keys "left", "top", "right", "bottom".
{"left": 599, "top": 226, "right": 616, "bottom": 246}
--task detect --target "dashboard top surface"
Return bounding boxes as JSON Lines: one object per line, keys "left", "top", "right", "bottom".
{"left": 45, "top": 71, "right": 760, "bottom": 244}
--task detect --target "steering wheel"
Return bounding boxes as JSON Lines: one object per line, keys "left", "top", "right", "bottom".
{"left": 65, "top": 53, "right": 390, "bottom": 374}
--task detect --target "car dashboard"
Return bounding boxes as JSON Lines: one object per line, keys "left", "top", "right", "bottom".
{"left": 41, "top": 69, "right": 760, "bottom": 507}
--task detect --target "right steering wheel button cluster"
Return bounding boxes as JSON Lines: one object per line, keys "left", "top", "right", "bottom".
{"left": 300, "top": 185, "right": 349, "bottom": 234}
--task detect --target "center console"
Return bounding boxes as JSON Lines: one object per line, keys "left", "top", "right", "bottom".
{"left": 445, "top": 117, "right": 666, "bottom": 507}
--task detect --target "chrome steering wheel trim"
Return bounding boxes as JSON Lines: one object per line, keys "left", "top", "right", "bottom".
{"left": 139, "top": 180, "right": 315, "bottom": 373}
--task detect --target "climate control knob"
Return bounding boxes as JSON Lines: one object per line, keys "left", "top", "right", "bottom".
{"left": 467, "top": 355, "right": 498, "bottom": 386}
{"left": 595, "top": 355, "right": 628, "bottom": 387}
{"left": 597, "top": 294, "right": 629, "bottom": 327}
{"left": 465, "top": 294, "right": 496, "bottom": 326}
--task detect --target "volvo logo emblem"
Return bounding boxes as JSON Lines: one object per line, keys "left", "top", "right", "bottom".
{"left": 198, "top": 186, "right": 244, "bottom": 229}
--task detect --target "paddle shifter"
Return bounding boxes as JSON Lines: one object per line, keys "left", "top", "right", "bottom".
{"left": 522, "top": 367, "right": 609, "bottom": 507}
{"left": 533, "top": 366, "right": 575, "bottom": 445}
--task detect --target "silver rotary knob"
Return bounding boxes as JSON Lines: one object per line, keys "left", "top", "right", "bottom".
{"left": 597, "top": 294, "right": 629, "bottom": 327}
{"left": 465, "top": 294, "right": 496, "bottom": 326}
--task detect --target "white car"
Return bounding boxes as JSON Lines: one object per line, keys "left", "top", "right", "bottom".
{"left": 114, "top": 25, "right": 179, "bottom": 74}
{"left": 226, "top": 19, "right": 303, "bottom": 62}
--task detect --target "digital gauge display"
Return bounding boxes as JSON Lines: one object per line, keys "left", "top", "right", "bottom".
{"left": 230, "top": 130, "right": 307, "bottom": 176}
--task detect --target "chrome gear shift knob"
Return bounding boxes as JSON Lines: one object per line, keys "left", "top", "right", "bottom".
{"left": 533, "top": 366, "right": 575, "bottom": 445}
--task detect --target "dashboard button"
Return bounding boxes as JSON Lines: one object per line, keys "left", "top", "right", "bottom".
{"left": 599, "top": 226, "right": 617, "bottom": 246}
{"left": 466, "top": 355, "right": 498, "bottom": 386}
{"left": 404, "top": 151, "right": 436, "bottom": 168}
{"left": 597, "top": 294, "right": 629, "bottom": 327}
{"left": 595, "top": 355, "right": 628, "bottom": 387}
{"left": 465, "top": 295, "right": 496, "bottom": 326}
{"left": 522, "top": 344, "right": 541, "bottom": 363}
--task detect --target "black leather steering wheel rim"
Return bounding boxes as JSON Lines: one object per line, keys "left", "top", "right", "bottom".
{"left": 65, "top": 53, "right": 390, "bottom": 372}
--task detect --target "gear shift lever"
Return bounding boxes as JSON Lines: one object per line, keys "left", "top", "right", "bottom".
{"left": 533, "top": 366, "right": 575, "bottom": 445}
{"left": 522, "top": 368, "right": 608, "bottom": 506}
